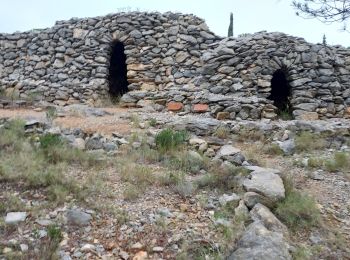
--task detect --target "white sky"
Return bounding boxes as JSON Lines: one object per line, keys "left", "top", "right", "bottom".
{"left": 0, "top": 0, "right": 349, "bottom": 47}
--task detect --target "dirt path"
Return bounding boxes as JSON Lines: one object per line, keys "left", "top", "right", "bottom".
{"left": 0, "top": 107, "right": 133, "bottom": 136}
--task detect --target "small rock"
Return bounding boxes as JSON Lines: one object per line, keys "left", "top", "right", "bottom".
{"left": 131, "top": 242, "right": 143, "bottom": 249}
{"left": 3, "top": 247, "right": 12, "bottom": 254}
{"left": 243, "top": 169, "right": 285, "bottom": 204}
{"left": 216, "top": 145, "right": 241, "bottom": 158}
{"left": 72, "top": 138, "right": 85, "bottom": 150}
{"left": 81, "top": 244, "right": 96, "bottom": 252}
{"left": 152, "top": 246, "right": 164, "bottom": 252}
{"left": 36, "top": 219, "right": 53, "bottom": 226}
{"left": 133, "top": 251, "right": 148, "bottom": 260}
{"left": 119, "top": 250, "right": 130, "bottom": 260}
{"left": 219, "top": 193, "right": 240, "bottom": 206}
{"left": 308, "top": 170, "right": 325, "bottom": 180}
{"left": 235, "top": 200, "right": 249, "bottom": 218}
{"left": 66, "top": 209, "right": 92, "bottom": 226}
{"left": 5, "top": 212, "right": 27, "bottom": 224}
{"left": 20, "top": 244, "right": 29, "bottom": 252}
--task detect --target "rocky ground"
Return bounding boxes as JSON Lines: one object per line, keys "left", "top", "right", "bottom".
{"left": 0, "top": 103, "right": 350, "bottom": 260}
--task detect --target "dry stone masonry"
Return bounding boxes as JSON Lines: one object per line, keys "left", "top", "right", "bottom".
{"left": 0, "top": 11, "right": 350, "bottom": 120}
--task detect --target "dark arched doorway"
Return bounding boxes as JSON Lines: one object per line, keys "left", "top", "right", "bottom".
{"left": 268, "top": 69, "right": 292, "bottom": 118}
{"left": 108, "top": 41, "right": 128, "bottom": 98}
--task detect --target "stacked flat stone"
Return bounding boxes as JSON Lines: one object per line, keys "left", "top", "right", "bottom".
{"left": 0, "top": 12, "right": 219, "bottom": 106}
{"left": 0, "top": 12, "right": 349, "bottom": 119}
{"left": 198, "top": 32, "right": 350, "bottom": 120}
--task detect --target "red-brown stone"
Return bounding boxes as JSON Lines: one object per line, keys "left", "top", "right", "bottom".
{"left": 167, "top": 102, "right": 183, "bottom": 111}
{"left": 192, "top": 104, "right": 209, "bottom": 113}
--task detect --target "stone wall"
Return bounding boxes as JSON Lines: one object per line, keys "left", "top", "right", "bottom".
{"left": 0, "top": 12, "right": 219, "bottom": 106}
{"left": 195, "top": 32, "right": 350, "bottom": 120}
{"left": 0, "top": 12, "right": 349, "bottom": 119}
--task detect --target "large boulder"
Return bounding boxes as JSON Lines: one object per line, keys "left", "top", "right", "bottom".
{"left": 243, "top": 168, "right": 285, "bottom": 204}
{"left": 228, "top": 222, "right": 292, "bottom": 260}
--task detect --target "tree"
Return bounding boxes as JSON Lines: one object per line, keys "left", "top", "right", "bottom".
{"left": 228, "top": 12, "right": 234, "bottom": 37}
{"left": 322, "top": 33, "right": 327, "bottom": 45}
{"left": 293, "top": 0, "right": 350, "bottom": 29}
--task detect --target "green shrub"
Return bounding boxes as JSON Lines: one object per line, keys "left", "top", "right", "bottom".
{"left": 155, "top": 129, "right": 188, "bottom": 151}
{"left": 39, "top": 134, "right": 63, "bottom": 149}
{"left": 275, "top": 190, "right": 320, "bottom": 230}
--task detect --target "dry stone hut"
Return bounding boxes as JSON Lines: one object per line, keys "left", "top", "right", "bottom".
{"left": 0, "top": 12, "right": 349, "bottom": 120}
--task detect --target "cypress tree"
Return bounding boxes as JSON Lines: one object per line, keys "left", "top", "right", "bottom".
{"left": 228, "top": 13, "right": 233, "bottom": 37}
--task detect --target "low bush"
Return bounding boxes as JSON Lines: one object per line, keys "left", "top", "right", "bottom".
{"left": 275, "top": 190, "right": 320, "bottom": 230}
{"left": 155, "top": 129, "right": 188, "bottom": 152}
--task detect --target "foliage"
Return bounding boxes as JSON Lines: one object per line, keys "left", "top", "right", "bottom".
{"left": 228, "top": 12, "right": 234, "bottom": 37}
{"left": 293, "top": 0, "right": 350, "bottom": 28}
{"left": 155, "top": 129, "right": 188, "bottom": 152}
{"left": 0, "top": 120, "right": 101, "bottom": 205}
{"left": 295, "top": 131, "right": 327, "bottom": 152}
{"left": 275, "top": 190, "right": 320, "bottom": 230}
{"left": 264, "top": 143, "right": 284, "bottom": 156}
{"left": 325, "top": 152, "right": 350, "bottom": 172}
{"left": 46, "top": 107, "right": 57, "bottom": 123}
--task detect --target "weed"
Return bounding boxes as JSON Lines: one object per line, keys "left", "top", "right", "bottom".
{"left": 264, "top": 143, "right": 284, "bottom": 156}
{"left": 155, "top": 129, "right": 188, "bottom": 152}
{"left": 295, "top": 131, "right": 327, "bottom": 152}
{"left": 196, "top": 164, "right": 249, "bottom": 192}
{"left": 292, "top": 245, "right": 312, "bottom": 260}
{"left": 123, "top": 183, "right": 141, "bottom": 201}
{"left": 130, "top": 113, "right": 140, "bottom": 127}
{"left": 163, "top": 150, "right": 208, "bottom": 173}
{"left": 214, "top": 125, "right": 230, "bottom": 139}
{"left": 120, "top": 163, "right": 155, "bottom": 188}
{"left": 307, "top": 157, "right": 323, "bottom": 168}
{"left": 275, "top": 190, "right": 320, "bottom": 230}
{"left": 149, "top": 118, "right": 157, "bottom": 127}
{"left": 235, "top": 126, "right": 265, "bottom": 142}
{"left": 278, "top": 108, "right": 293, "bottom": 120}
{"left": 0, "top": 194, "right": 25, "bottom": 214}
{"left": 325, "top": 152, "right": 350, "bottom": 172}
{"left": 173, "top": 181, "right": 196, "bottom": 198}
{"left": 47, "top": 185, "right": 69, "bottom": 204}
{"left": 46, "top": 107, "right": 57, "bottom": 123}
{"left": 159, "top": 171, "right": 186, "bottom": 186}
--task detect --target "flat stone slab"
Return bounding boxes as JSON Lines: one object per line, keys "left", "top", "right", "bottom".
{"left": 216, "top": 145, "right": 241, "bottom": 157}
{"left": 243, "top": 169, "right": 285, "bottom": 203}
{"left": 5, "top": 212, "right": 27, "bottom": 224}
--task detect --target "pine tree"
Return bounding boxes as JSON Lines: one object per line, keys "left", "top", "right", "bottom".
{"left": 228, "top": 13, "right": 233, "bottom": 37}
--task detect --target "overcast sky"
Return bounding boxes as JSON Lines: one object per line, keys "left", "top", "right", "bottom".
{"left": 0, "top": 0, "right": 349, "bottom": 47}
